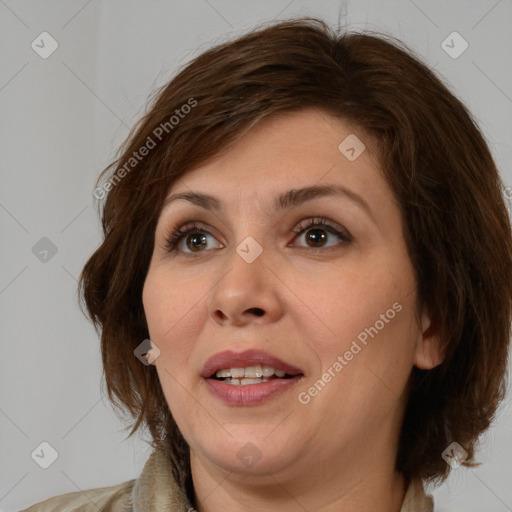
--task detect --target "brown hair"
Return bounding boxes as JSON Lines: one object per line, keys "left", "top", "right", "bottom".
{"left": 79, "top": 16, "right": 512, "bottom": 484}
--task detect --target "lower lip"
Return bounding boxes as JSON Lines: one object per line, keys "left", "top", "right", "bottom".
{"left": 204, "top": 376, "right": 302, "bottom": 406}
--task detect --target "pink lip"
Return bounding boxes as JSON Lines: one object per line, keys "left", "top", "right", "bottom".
{"left": 200, "top": 349, "right": 304, "bottom": 406}
{"left": 205, "top": 376, "right": 303, "bottom": 406}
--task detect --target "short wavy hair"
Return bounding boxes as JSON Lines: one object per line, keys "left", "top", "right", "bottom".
{"left": 79, "top": 17, "right": 512, "bottom": 484}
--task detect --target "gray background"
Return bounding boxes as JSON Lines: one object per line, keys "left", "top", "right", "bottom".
{"left": 1, "top": 1, "right": 511, "bottom": 511}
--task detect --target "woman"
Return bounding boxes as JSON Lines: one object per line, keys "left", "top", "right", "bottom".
{"left": 23, "top": 16, "right": 512, "bottom": 512}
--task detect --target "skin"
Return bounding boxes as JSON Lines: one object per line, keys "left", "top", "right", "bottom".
{"left": 142, "top": 107, "right": 444, "bottom": 512}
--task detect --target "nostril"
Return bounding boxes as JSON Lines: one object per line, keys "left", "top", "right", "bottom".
{"left": 249, "top": 307, "right": 264, "bottom": 316}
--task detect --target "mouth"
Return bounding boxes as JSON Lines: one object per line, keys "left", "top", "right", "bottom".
{"left": 211, "top": 365, "right": 299, "bottom": 386}
{"left": 201, "top": 349, "right": 304, "bottom": 405}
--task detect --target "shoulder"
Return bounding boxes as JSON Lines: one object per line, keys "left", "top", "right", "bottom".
{"left": 401, "top": 478, "right": 434, "bottom": 512}
{"left": 20, "top": 478, "right": 136, "bottom": 512}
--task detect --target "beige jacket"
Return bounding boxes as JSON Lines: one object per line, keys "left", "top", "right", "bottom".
{"left": 21, "top": 442, "right": 434, "bottom": 511}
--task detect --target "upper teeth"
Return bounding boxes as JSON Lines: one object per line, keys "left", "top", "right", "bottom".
{"left": 215, "top": 365, "right": 286, "bottom": 378}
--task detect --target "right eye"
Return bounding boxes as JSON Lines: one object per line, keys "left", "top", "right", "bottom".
{"left": 163, "top": 222, "right": 223, "bottom": 254}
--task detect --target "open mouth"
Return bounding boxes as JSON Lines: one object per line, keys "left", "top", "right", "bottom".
{"left": 201, "top": 350, "right": 304, "bottom": 405}
{"left": 210, "top": 365, "right": 300, "bottom": 386}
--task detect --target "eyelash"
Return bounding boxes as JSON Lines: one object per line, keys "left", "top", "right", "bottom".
{"left": 163, "top": 216, "right": 353, "bottom": 255}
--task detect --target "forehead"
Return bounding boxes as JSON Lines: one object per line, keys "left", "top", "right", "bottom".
{"left": 168, "top": 108, "right": 384, "bottom": 195}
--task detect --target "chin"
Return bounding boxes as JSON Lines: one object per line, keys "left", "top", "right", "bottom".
{"left": 190, "top": 429, "right": 296, "bottom": 476}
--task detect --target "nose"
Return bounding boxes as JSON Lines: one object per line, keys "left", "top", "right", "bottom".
{"left": 206, "top": 243, "right": 285, "bottom": 327}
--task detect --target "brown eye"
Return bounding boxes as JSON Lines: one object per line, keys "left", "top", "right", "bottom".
{"left": 304, "top": 228, "right": 328, "bottom": 248}
{"left": 291, "top": 217, "right": 353, "bottom": 249}
{"left": 185, "top": 232, "right": 208, "bottom": 252}
{"left": 164, "top": 222, "right": 222, "bottom": 254}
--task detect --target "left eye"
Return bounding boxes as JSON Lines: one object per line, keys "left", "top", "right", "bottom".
{"left": 163, "top": 217, "right": 352, "bottom": 254}
{"left": 291, "top": 217, "right": 352, "bottom": 249}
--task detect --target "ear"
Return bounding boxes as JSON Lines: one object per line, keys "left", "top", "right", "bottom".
{"left": 414, "top": 306, "right": 445, "bottom": 370}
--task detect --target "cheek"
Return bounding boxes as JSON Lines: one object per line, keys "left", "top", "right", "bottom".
{"left": 142, "top": 268, "right": 205, "bottom": 359}
{"left": 333, "top": 293, "right": 419, "bottom": 403}
{"left": 309, "top": 262, "right": 418, "bottom": 380}
{"left": 298, "top": 267, "right": 403, "bottom": 348}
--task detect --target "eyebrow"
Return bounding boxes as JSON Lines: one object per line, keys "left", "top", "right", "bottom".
{"left": 162, "top": 184, "right": 373, "bottom": 218}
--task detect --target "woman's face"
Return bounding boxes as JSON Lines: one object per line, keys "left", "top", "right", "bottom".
{"left": 142, "top": 108, "right": 441, "bottom": 482}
